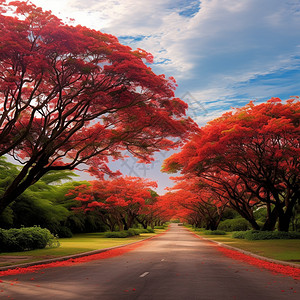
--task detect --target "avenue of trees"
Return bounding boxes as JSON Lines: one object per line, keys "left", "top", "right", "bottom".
{"left": 66, "top": 176, "right": 171, "bottom": 231}
{"left": 163, "top": 99, "right": 300, "bottom": 232}
{"left": 0, "top": 1, "right": 299, "bottom": 238}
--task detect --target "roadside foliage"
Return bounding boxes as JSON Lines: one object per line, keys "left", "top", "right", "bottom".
{"left": 163, "top": 99, "right": 300, "bottom": 232}
{"left": 66, "top": 176, "right": 169, "bottom": 231}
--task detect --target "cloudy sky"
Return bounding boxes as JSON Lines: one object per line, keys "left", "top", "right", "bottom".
{"left": 30, "top": 0, "right": 300, "bottom": 193}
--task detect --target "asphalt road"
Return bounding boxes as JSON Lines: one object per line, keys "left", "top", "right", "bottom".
{"left": 0, "top": 224, "right": 299, "bottom": 300}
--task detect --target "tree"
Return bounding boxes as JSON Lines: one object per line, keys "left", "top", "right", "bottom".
{"left": 0, "top": 156, "right": 75, "bottom": 232}
{"left": 135, "top": 189, "right": 160, "bottom": 229}
{"left": 163, "top": 176, "right": 227, "bottom": 229}
{"left": 163, "top": 98, "right": 300, "bottom": 231}
{"left": 68, "top": 176, "right": 158, "bottom": 231}
{"left": 0, "top": 1, "right": 196, "bottom": 214}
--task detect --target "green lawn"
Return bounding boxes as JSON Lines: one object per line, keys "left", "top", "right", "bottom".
{"left": 0, "top": 230, "right": 165, "bottom": 267}
{"left": 190, "top": 229, "right": 300, "bottom": 264}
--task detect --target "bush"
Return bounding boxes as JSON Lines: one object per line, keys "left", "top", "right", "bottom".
{"left": 104, "top": 231, "right": 130, "bottom": 238}
{"left": 231, "top": 231, "right": 247, "bottom": 239}
{"left": 104, "top": 228, "right": 155, "bottom": 238}
{"left": 0, "top": 226, "right": 58, "bottom": 252}
{"left": 204, "top": 230, "right": 226, "bottom": 235}
{"left": 232, "top": 230, "right": 300, "bottom": 240}
{"left": 193, "top": 227, "right": 205, "bottom": 232}
{"left": 218, "top": 218, "right": 250, "bottom": 232}
{"left": 253, "top": 207, "right": 268, "bottom": 223}
{"left": 154, "top": 225, "right": 166, "bottom": 229}
{"left": 127, "top": 228, "right": 141, "bottom": 236}
{"left": 55, "top": 226, "right": 73, "bottom": 238}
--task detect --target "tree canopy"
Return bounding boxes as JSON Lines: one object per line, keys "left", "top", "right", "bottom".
{"left": 0, "top": 1, "right": 196, "bottom": 214}
{"left": 67, "top": 176, "right": 166, "bottom": 230}
{"left": 163, "top": 98, "right": 300, "bottom": 231}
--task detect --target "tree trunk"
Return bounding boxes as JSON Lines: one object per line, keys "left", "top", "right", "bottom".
{"left": 262, "top": 206, "right": 279, "bottom": 231}
{"left": 122, "top": 217, "right": 128, "bottom": 230}
{"left": 229, "top": 201, "right": 260, "bottom": 230}
{"left": 0, "top": 157, "right": 49, "bottom": 215}
{"left": 277, "top": 196, "right": 298, "bottom": 232}
{"left": 231, "top": 204, "right": 260, "bottom": 230}
{"left": 117, "top": 219, "right": 124, "bottom": 231}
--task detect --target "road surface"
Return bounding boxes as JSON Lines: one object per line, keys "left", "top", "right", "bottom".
{"left": 0, "top": 224, "right": 299, "bottom": 299}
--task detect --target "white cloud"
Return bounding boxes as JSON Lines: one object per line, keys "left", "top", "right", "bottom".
{"left": 30, "top": 0, "right": 300, "bottom": 123}
{"left": 27, "top": 0, "right": 300, "bottom": 111}
{"left": 27, "top": 0, "right": 300, "bottom": 190}
{"left": 30, "top": 1, "right": 300, "bottom": 84}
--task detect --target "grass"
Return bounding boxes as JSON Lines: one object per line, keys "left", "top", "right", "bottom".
{"left": 0, "top": 230, "right": 165, "bottom": 267}
{"left": 189, "top": 228, "right": 300, "bottom": 264}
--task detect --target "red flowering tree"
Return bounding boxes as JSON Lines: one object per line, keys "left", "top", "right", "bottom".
{"left": 163, "top": 98, "right": 300, "bottom": 231}
{"left": 0, "top": 1, "right": 196, "bottom": 214}
{"left": 68, "top": 176, "right": 158, "bottom": 231}
{"left": 135, "top": 190, "right": 163, "bottom": 229}
{"left": 163, "top": 176, "right": 227, "bottom": 229}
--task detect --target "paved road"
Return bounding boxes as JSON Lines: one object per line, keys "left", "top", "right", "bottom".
{"left": 0, "top": 224, "right": 299, "bottom": 299}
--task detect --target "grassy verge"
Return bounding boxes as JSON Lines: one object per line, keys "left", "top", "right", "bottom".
{"left": 0, "top": 229, "right": 166, "bottom": 267}
{"left": 188, "top": 228, "right": 300, "bottom": 264}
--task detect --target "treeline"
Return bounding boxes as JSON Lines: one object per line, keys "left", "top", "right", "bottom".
{"left": 0, "top": 158, "right": 168, "bottom": 237}
{"left": 0, "top": 157, "right": 108, "bottom": 236}
{"left": 162, "top": 99, "right": 300, "bottom": 232}
{"left": 66, "top": 176, "right": 170, "bottom": 232}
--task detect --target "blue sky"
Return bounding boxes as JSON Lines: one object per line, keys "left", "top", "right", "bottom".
{"left": 30, "top": 0, "right": 300, "bottom": 193}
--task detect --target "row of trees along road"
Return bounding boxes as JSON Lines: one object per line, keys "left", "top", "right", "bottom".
{"left": 0, "top": 157, "right": 170, "bottom": 234}
{"left": 0, "top": 2, "right": 299, "bottom": 234}
{"left": 0, "top": 1, "right": 196, "bottom": 215}
{"left": 163, "top": 99, "right": 300, "bottom": 232}
{"left": 66, "top": 176, "right": 174, "bottom": 231}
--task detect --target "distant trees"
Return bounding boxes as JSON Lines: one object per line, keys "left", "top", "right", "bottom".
{"left": 0, "top": 156, "right": 112, "bottom": 236}
{"left": 159, "top": 176, "right": 226, "bottom": 230}
{"left": 67, "top": 176, "right": 168, "bottom": 231}
{"left": 163, "top": 98, "right": 300, "bottom": 231}
{"left": 0, "top": 1, "right": 195, "bottom": 214}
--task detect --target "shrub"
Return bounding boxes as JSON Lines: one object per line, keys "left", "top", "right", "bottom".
{"left": 193, "top": 227, "right": 205, "bottom": 232}
{"left": 232, "top": 230, "right": 300, "bottom": 240}
{"left": 127, "top": 228, "right": 141, "bottom": 236}
{"left": 104, "top": 231, "right": 129, "bottom": 238}
{"left": 0, "top": 226, "right": 58, "bottom": 252}
{"left": 104, "top": 227, "right": 155, "bottom": 238}
{"left": 137, "top": 228, "right": 150, "bottom": 233}
{"left": 253, "top": 207, "right": 268, "bottom": 223}
{"left": 154, "top": 225, "right": 166, "bottom": 229}
{"left": 218, "top": 218, "right": 251, "bottom": 232}
{"left": 232, "top": 231, "right": 247, "bottom": 239}
{"left": 204, "top": 230, "right": 226, "bottom": 235}
{"left": 56, "top": 226, "right": 73, "bottom": 238}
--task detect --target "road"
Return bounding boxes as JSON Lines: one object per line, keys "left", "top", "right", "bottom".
{"left": 0, "top": 224, "right": 299, "bottom": 299}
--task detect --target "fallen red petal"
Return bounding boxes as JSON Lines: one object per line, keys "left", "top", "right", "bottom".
{"left": 0, "top": 232, "right": 168, "bottom": 278}
{"left": 216, "top": 247, "right": 300, "bottom": 280}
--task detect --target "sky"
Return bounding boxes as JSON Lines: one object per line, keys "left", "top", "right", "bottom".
{"left": 29, "top": 0, "right": 300, "bottom": 193}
